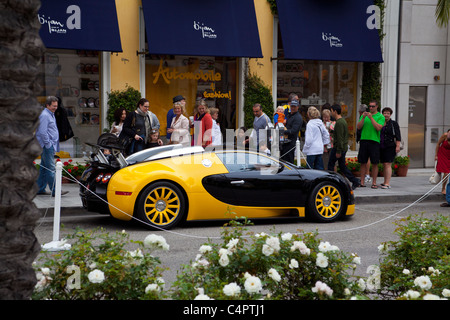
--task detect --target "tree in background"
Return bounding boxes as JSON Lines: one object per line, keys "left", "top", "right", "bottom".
{"left": 436, "top": 0, "right": 450, "bottom": 27}
{"left": 0, "top": 0, "right": 44, "bottom": 299}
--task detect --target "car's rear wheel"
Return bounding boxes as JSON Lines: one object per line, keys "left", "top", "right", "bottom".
{"left": 136, "top": 181, "right": 186, "bottom": 229}
{"left": 307, "top": 181, "right": 346, "bottom": 222}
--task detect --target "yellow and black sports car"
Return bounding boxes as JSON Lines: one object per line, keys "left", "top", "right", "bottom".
{"left": 80, "top": 136, "right": 355, "bottom": 230}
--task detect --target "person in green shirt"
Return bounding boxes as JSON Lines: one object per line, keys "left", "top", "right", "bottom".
{"left": 327, "top": 104, "right": 361, "bottom": 190}
{"left": 356, "top": 100, "right": 385, "bottom": 188}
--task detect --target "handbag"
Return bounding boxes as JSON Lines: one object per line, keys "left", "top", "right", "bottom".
{"left": 429, "top": 161, "right": 441, "bottom": 184}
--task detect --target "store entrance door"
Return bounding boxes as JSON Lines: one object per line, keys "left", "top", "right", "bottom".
{"left": 408, "top": 86, "right": 427, "bottom": 168}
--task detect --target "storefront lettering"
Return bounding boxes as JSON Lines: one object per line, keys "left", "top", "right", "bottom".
{"left": 203, "top": 90, "right": 232, "bottom": 99}
{"left": 322, "top": 32, "right": 343, "bottom": 48}
{"left": 193, "top": 21, "right": 217, "bottom": 39}
{"left": 38, "top": 5, "right": 81, "bottom": 34}
{"left": 152, "top": 59, "right": 221, "bottom": 84}
{"left": 66, "top": 5, "right": 81, "bottom": 30}
{"left": 366, "top": 5, "right": 381, "bottom": 30}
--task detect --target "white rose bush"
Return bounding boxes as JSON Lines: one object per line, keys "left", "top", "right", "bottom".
{"left": 32, "top": 214, "right": 448, "bottom": 300}
{"left": 171, "top": 219, "right": 366, "bottom": 300}
{"left": 32, "top": 228, "right": 168, "bottom": 300}
{"left": 375, "top": 214, "right": 449, "bottom": 300}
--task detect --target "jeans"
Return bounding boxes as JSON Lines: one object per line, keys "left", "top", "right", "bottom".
{"left": 306, "top": 154, "right": 324, "bottom": 170}
{"left": 37, "top": 146, "right": 55, "bottom": 195}
{"left": 328, "top": 148, "right": 359, "bottom": 185}
{"left": 446, "top": 180, "right": 450, "bottom": 204}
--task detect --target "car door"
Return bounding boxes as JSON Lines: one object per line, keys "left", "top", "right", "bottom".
{"left": 215, "top": 151, "right": 304, "bottom": 207}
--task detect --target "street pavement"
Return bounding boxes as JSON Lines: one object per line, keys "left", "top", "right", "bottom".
{"left": 33, "top": 167, "right": 448, "bottom": 215}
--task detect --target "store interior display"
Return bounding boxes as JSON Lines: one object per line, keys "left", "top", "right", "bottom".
{"left": 38, "top": 49, "right": 101, "bottom": 157}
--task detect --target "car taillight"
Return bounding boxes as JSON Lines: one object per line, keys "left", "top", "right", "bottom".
{"left": 95, "top": 173, "right": 104, "bottom": 182}
{"left": 102, "top": 173, "right": 112, "bottom": 183}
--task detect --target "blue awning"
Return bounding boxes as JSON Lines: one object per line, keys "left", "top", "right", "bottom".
{"left": 38, "top": 0, "right": 122, "bottom": 52}
{"left": 276, "top": 0, "right": 383, "bottom": 62}
{"left": 142, "top": 0, "right": 262, "bottom": 58}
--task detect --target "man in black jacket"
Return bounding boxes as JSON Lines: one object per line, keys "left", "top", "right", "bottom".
{"left": 281, "top": 100, "right": 303, "bottom": 164}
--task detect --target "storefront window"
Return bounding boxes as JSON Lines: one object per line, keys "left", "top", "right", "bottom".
{"left": 38, "top": 49, "right": 101, "bottom": 157}
{"left": 276, "top": 51, "right": 359, "bottom": 150}
{"left": 145, "top": 55, "right": 237, "bottom": 138}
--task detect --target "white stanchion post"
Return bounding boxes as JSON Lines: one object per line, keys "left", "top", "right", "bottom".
{"left": 296, "top": 138, "right": 301, "bottom": 166}
{"left": 53, "top": 161, "right": 62, "bottom": 241}
{"left": 42, "top": 161, "right": 70, "bottom": 251}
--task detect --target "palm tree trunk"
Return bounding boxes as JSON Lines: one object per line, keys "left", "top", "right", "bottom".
{"left": 0, "top": 0, "right": 43, "bottom": 299}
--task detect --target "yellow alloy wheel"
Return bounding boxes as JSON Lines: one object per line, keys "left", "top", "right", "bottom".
{"left": 308, "top": 182, "right": 344, "bottom": 222}
{"left": 137, "top": 182, "right": 186, "bottom": 229}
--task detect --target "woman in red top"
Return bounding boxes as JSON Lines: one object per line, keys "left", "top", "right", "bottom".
{"left": 435, "top": 129, "right": 450, "bottom": 194}
{"left": 192, "top": 98, "right": 213, "bottom": 148}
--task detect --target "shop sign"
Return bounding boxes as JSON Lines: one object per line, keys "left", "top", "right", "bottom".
{"left": 152, "top": 59, "right": 232, "bottom": 100}
{"left": 38, "top": 5, "right": 81, "bottom": 34}
{"left": 193, "top": 21, "right": 217, "bottom": 39}
{"left": 301, "top": 93, "right": 326, "bottom": 106}
{"left": 322, "top": 32, "right": 343, "bottom": 48}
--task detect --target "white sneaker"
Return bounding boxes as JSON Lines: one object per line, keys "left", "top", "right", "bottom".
{"left": 365, "top": 175, "right": 372, "bottom": 183}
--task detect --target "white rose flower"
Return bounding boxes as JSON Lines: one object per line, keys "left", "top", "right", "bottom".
{"left": 423, "top": 293, "right": 441, "bottom": 300}
{"left": 145, "top": 283, "right": 160, "bottom": 293}
{"left": 219, "top": 252, "right": 230, "bottom": 267}
{"left": 226, "top": 238, "right": 239, "bottom": 251}
{"left": 262, "top": 244, "right": 275, "bottom": 256}
{"left": 144, "top": 234, "right": 169, "bottom": 251}
{"left": 290, "top": 241, "right": 310, "bottom": 255}
{"left": 318, "top": 241, "right": 331, "bottom": 252}
{"left": 88, "top": 269, "right": 105, "bottom": 284}
{"left": 402, "top": 269, "right": 410, "bottom": 275}
{"left": 442, "top": 288, "right": 450, "bottom": 298}
{"left": 289, "top": 259, "right": 299, "bottom": 269}
{"left": 265, "top": 236, "right": 280, "bottom": 252}
{"left": 414, "top": 275, "right": 432, "bottom": 290}
{"left": 377, "top": 243, "right": 387, "bottom": 253}
{"left": 358, "top": 279, "right": 366, "bottom": 291}
{"left": 268, "top": 268, "right": 281, "bottom": 282}
{"left": 223, "top": 282, "right": 241, "bottom": 297}
{"left": 403, "top": 290, "right": 421, "bottom": 299}
{"left": 316, "top": 252, "right": 328, "bottom": 268}
{"left": 199, "top": 245, "right": 212, "bottom": 254}
{"left": 281, "top": 233, "right": 292, "bottom": 241}
{"left": 312, "top": 281, "right": 333, "bottom": 297}
{"left": 244, "top": 276, "right": 262, "bottom": 294}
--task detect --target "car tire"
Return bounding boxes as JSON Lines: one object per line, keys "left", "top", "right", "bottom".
{"left": 136, "top": 181, "right": 186, "bottom": 230}
{"left": 307, "top": 181, "right": 346, "bottom": 222}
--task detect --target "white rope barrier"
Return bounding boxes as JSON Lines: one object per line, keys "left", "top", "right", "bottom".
{"left": 36, "top": 160, "right": 446, "bottom": 240}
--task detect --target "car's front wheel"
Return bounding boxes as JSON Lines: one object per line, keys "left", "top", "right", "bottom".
{"left": 307, "top": 181, "right": 346, "bottom": 222}
{"left": 136, "top": 181, "right": 186, "bottom": 230}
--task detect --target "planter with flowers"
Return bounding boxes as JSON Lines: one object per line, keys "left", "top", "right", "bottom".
{"left": 57, "top": 159, "right": 90, "bottom": 182}
{"left": 393, "top": 156, "right": 410, "bottom": 177}
{"left": 345, "top": 157, "right": 361, "bottom": 177}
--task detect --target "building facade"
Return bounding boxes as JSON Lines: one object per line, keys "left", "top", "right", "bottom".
{"left": 37, "top": 0, "right": 450, "bottom": 168}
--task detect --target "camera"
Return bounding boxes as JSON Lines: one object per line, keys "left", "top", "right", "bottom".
{"left": 366, "top": 107, "right": 370, "bottom": 112}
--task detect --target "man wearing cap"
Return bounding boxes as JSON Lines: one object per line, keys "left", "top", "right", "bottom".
{"left": 167, "top": 95, "right": 185, "bottom": 140}
{"left": 328, "top": 104, "right": 361, "bottom": 189}
{"left": 281, "top": 99, "right": 303, "bottom": 164}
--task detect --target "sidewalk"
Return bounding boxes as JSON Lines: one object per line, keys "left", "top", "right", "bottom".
{"left": 33, "top": 168, "right": 446, "bottom": 215}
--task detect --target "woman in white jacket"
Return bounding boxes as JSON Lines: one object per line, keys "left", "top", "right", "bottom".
{"left": 168, "top": 101, "right": 191, "bottom": 146}
{"left": 303, "top": 106, "right": 330, "bottom": 169}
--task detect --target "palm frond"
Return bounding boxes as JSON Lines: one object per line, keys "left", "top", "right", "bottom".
{"left": 436, "top": 0, "right": 450, "bottom": 28}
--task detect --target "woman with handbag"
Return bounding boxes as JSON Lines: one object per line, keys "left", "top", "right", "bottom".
{"left": 119, "top": 98, "right": 161, "bottom": 155}
{"left": 435, "top": 129, "right": 450, "bottom": 194}
{"left": 380, "top": 107, "right": 401, "bottom": 189}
